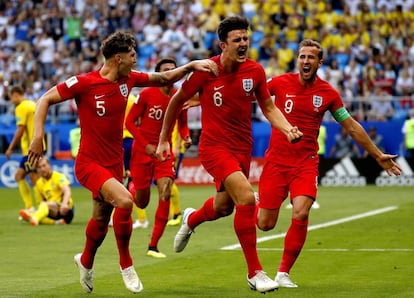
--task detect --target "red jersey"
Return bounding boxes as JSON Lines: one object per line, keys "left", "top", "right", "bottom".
{"left": 57, "top": 69, "right": 149, "bottom": 167}
{"left": 182, "top": 55, "right": 270, "bottom": 154}
{"left": 266, "top": 73, "right": 344, "bottom": 165}
{"left": 125, "top": 87, "right": 189, "bottom": 147}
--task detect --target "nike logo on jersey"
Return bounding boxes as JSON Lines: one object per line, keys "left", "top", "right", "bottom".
{"left": 94, "top": 94, "right": 105, "bottom": 99}
{"left": 214, "top": 85, "right": 224, "bottom": 91}
{"left": 153, "top": 105, "right": 161, "bottom": 108}
{"left": 285, "top": 94, "right": 296, "bottom": 98}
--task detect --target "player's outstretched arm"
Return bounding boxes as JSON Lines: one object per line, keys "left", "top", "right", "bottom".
{"left": 149, "top": 59, "right": 218, "bottom": 86}
{"left": 341, "top": 117, "right": 401, "bottom": 176}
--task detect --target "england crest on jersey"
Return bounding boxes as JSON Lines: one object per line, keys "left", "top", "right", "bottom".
{"left": 242, "top": 79, "right": 253, "bottom": 92}
{"left": 119, "top": 84, "right": 128, "bottom": 98}
{"left": 313, "top": 95, "right": 323, "bottom": 108}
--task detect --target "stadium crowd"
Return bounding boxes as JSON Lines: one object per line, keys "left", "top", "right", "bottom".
{"left": 1, "top": 0, "right": 414, "bottom": 123}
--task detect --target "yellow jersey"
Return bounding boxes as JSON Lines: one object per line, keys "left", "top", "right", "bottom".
{"left": 34, "top": 171, "right": 73, "bottom": 208}
{"left": 123, "top": 95, "right": 135, "bottom": 139}
{"left": 15, "top": 100, "right": 35, "bottom": 155}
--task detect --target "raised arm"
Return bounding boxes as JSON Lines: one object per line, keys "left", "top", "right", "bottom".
{"left": 341, "top": 117, "right": 401, "bottom": 176}
{"left": 147, "top": 59, "right": 218, "bottom": 86}
{"left": 28, "top": 86, "right": 64, "bottom": 166}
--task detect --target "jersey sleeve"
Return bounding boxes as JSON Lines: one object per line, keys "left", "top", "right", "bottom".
{"left": 181, "top": 71, "right": 208, "bottom": 98}
{"left": 130, "top": 70, "right": 150, "bottom": 87}
{"left": 56, "top": 75, "right": 85, "bottom": 99}
{"left": 266, "top": 77, "right": 277, "bottom": 97}
{"left": 253, "top": 65, "right": 271, "bottom": 103}
{"left": 15, "top": 104, "right": 27, "bottom": 126}
{"left": 329, "top": 88, "right": 348, "bottom": 119}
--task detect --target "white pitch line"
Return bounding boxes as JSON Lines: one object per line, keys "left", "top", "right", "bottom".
{"left": 220, "top": 205, "right": 399, "bottom": 250}
{"left": 255, "top": 248, "right": 414, "bottom": 252}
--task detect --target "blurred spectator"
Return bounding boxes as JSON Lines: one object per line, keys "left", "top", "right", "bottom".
{"left": 258, "top": 34, "right": 276, "bottom": 63}
{"left": 363, "top": 126, "right": 385, "bottom": 157}
{"left": 131, "top": 9, "right": 147, "bottom": 40}
{"left": 368, "top": 86, "right": 395, "bottom": 121}
{"left": 33, "top": 28, "right": 55, "bottom": 80}
{"left": 343, "top": 58, "right": 361, "bottom": 96}
{"left": 197, "top": 7, "right": 220, "bottom": 51}
{"left": 142, "top": 15, "right": 163, "bottom": 46}
{"left": 182, "top": 18, "right": 206, "bottom": 57}
{"left": 373, "top": 69, "right": 394, "bottom": 95}
{"left": 264, "top": 55, "right": 285, "bottom": 79}
{"left": 276, "top": 39, "right": 294, "bottom": 72}
{"left": 395, "top": 68, "right": 414, "bottom": 97}
{"left": 325, "top": 59, "right": 344, "bottom": 92}
{"left": 158, "top": 20, "right": 190, "bottom": 64}
{"left": 329, "top": 126, "right": 361, "bottom": 158}
{"left": 65, "top": 7, "right": 82, "bottom": 55}
{"left": 402, "top": 109, "right": 414, "bottom": 157}
{"left": 82, "top": 11, "right": 99, "bottom": 35}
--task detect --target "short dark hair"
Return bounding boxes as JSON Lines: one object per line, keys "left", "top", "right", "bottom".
{"left": 154, "top": 58, "right": 177, "bottom": 72}
{"left": 9, "top": 85, "right": 24, "bottom": 95}
{"left": 100, "top": 31, "right": 136, "bottom": 59}
{"left": 217, "top": 15, "right": 250, "bottom": 42}
{"left": 298, "top": 39, "right": 324, "bottom": 60}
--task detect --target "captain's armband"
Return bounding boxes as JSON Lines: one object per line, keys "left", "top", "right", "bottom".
{"left": 333, "top": 107, "right": 351, "bottom": 123}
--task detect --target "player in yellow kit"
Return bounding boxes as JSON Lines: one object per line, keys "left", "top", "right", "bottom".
{"left": 5, "top": 86, "right": 45, "bottom": 214}
{"left": 19, "top": 156, "right": 74, "bottom": 225}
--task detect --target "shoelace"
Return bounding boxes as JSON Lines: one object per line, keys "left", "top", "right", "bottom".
{"left": 123, "top": 267, "right": 136, "bottom": 281}
{"left": 253, "top": 270, "right": 270, "bottom": 282}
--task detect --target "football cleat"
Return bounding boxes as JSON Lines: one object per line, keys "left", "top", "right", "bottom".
{"left": 121, "top": 265, "right": 143, "bottom": 293}
{"left": 146, "top": 249, "right": 166, "bottom": 258}
{"left": 174, "top": 208, "right": 195, "bottom": 252}
{"left": 133, "top": 219, "right": 149, "bottom": 229}
{"left": 247, "top": 270, "right": 279, "bottom": 293}
{"left": 74, "top": 253, "right": 94, "bottom": 293}
{"left": 275, "top": 272, "right": 298, "bottom": 288}
{"left": 167, "top": 214, "right": 182, "bottom": 226}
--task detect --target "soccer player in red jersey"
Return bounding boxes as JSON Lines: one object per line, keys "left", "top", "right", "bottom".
{"left": 258, "top": 39, "right": 402, "bottom": 288}
{"left": 156, "top": 16, "right": 302, "bottom": 293}
{"left": 27, "top": 31, "right": 217, "bottom": 294}
{"left": 125, "top": 57, "right": 192, "bottom": 259}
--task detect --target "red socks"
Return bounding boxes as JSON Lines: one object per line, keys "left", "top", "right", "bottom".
{"left": 278, "top": 218, "right": 308, "bottom": 273}
{"left": 187, "top": 198, "right": 263, "bottom": 278}
{"left": 234, "top": 205, "right": 262, "bottom": 278}
{"left": 187, "top": 196, "right": 219, "bottom": 229}
{"left": 81, "top": 218, "right": 108, "bottom": 269}
{"left": 112, "top": 207, "right": 133, "bottom": 269}
{"left": 149, "top": 199, "right": 170, "bottom": 248}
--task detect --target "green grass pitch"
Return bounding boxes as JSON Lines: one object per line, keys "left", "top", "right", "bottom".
{"left": 0, "top": 185, "right": 413, "bottom": 297}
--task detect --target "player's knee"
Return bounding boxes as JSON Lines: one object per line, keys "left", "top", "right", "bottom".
{"left": 159, "top": 188, "right": 171, "bottom": 202}
{"left": 292, "top": 208, "right": 310, "bottom": 221}
{"left": 257, "top": 219, "right": 275, "bottom": 231}
{"left": 215, "top": 205, "right": 233, "bottom": 217}
{"left": 116, "top": 193, "right": 134, "bottom": 209}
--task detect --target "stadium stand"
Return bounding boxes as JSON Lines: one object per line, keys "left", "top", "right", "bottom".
{"left": 0, "top": 0, "right": 413, "bottom": 157}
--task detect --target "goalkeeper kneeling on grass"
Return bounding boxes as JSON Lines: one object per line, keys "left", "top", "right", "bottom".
{"left": 19, "top": 156, "right": 74, "bottom": 226}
